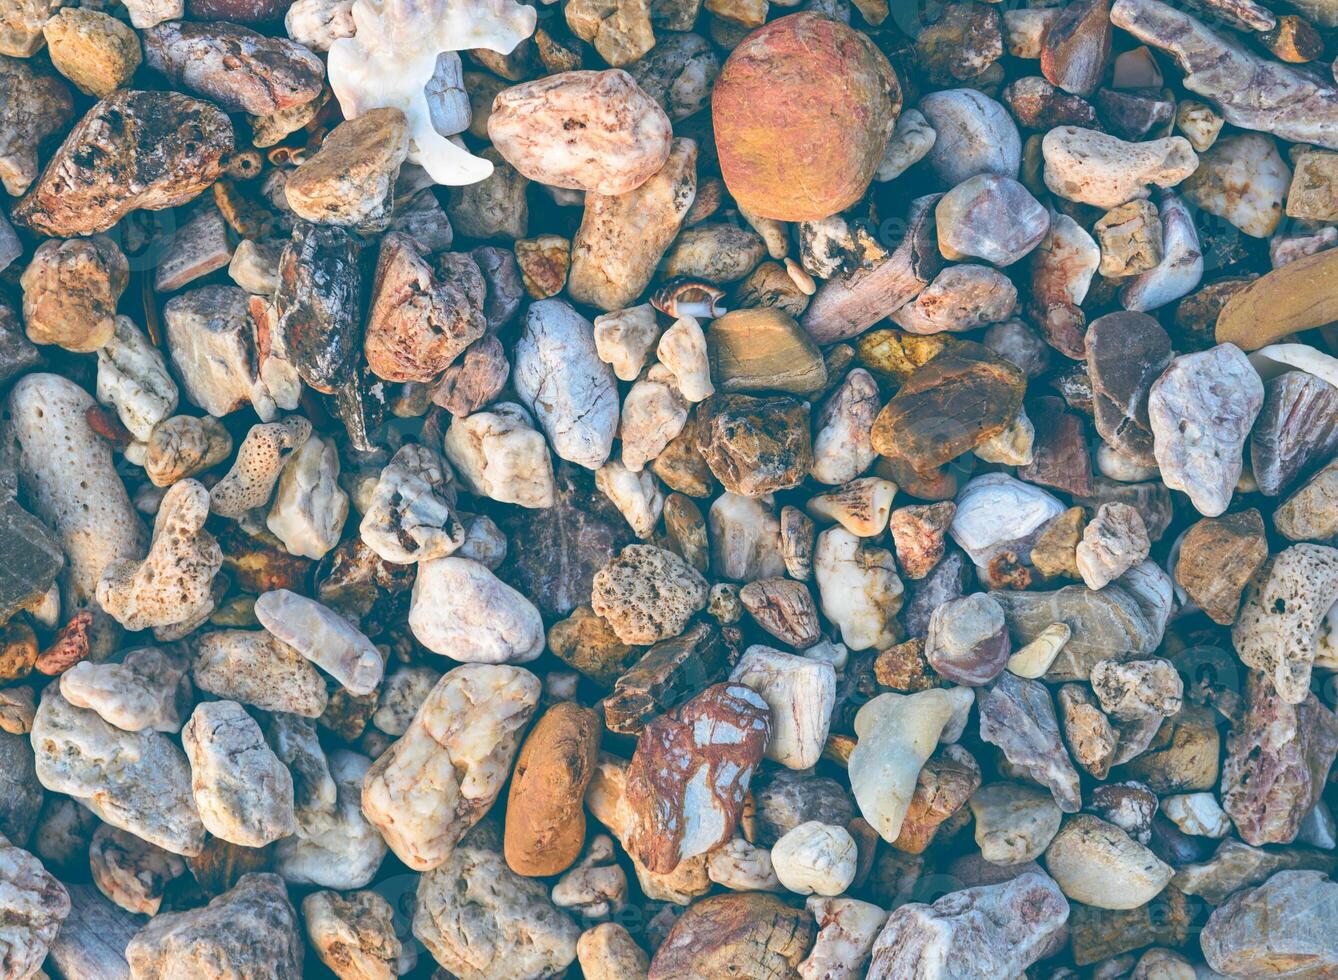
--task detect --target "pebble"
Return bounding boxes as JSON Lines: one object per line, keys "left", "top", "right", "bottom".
{"left": 1045, "top": 813, "right": 1173, "bottom": 909}
{"left": 363, "top": 665, "right": 539, "bottom": 870}
{"left": 696, "top": 394, "right": 812, "bottom": 497}
{"left": 410, "top": 555, "right": 545, "bottom": 664}
{"left": 0, "top": 56, "right": 73, "bottom": 197}
{"left": 1201, "top": 870, "right": 1338, "bottom": 976}
{"left": 1217, "top": 249, "right": 1338, "bottom": 351}
{"left": 285, "top": 108, "right": 408, "bottom": 229}
{"left": 163, "top": 286, "right": 265, "bottom": 419}
{"left": 12, "top": 90, "right": 232, "bottom": 238}
{"left": 709, "top": 493, "right": 785, "bottom": 581}
{"left": 303, "top": 891, "right": 404, "bottom": 980}
{"left": 89, "top": 824, "right": 186, "bottom": 916}
{"left": 890, "top": 263, "right": 1018, "bottom": 335}
{"left": 568, "top": 137, "right": 697, "bottom": 312}
{"left": 848, "top": 687, "right": 974, "bottom": 842}
{"left": 32, "top": 688, "right": 205, "bottom": 856}
{"left": 209, "top": 416, "right": 312, "bottom": 518}
{"left": 713, "top": 13, "right": 898, "bottom": 221}
{"left": 707, "top": 308, "right": 826, "bottom": 395}
{"left": 591, "top": 544, "right": 707, "bottom": 645}
{"left": 919, "top": 88, "right": 1021, "bottom": 185}
{"left": 1042, "top": 127, "right": 1197, "bottom": 208}
{"left": 254, "top": 588, "right": 384, "bottom": 694}
{"left": 867, "top": 872, "right": 1069, "bottom": 978}
{"left": 729, "top": 646, "right": 835, "bottom": 770}
{"left": 626, "top": 682, "right": 769, "bottom": 872}
{"left": 811, "top": 368, "right": 880, "bottom": 486}
{"left": 926, "top": 593, "right": 1010, "bottom": 686}
{"left": 1148, "top": 343, "right": 1264, "bottom": 516}
{"left": 979, "top": 671, "right": 1082, "bottom": 812}
{"left": 1174, "top": 508, "right": 1268, "bottom": 624}
{"left": 443, "top": 403, "right": 556, "bottom": 510}
{"left": 0, "top": 841, "right": 69, "bottom": 979}
{"left": 182, "top": 700, "right": 295, "bottom": 847}
{"left": 193, "top": 628, "right": 327, "bottom": 717}
{"left": 126, "top": 873, "right": 302, "bottom": 979}
{"left": 771, "top": 821, "right": 857, "bottom": 896}
{"left": 815, "top": 527, "right": 903, "bottom": 652}
{"left": 265, "top": 433, "right": 348, "bottom": 561}
{"left": 1095, "top": 200, "right": 1163, "bottom": 278}
{"left": 60, "top": 646, "right": 190, "bottom": 734}
{"left": 490, "top": 69, "right": 671, "bottom": 194}
{"left": 593, "top": 304, "right": 662, "bottom": 382}
{"left": 970, "top": 781, "right": 1063, "bottom": 864}
{"left": 936, "top": 174, "right": 1050, "bottom": 266}
{"left": 1162, "top": 792, "right": 1232, "bottom": 839}
{"left": 1076, "top": 502, "right": 1150, "bottom": 590}
{"left": 1181, "top": 132, "right": 1290, "bottom": 238}
{"left": 21, "top": 235, "right": 127, "bottom": 354}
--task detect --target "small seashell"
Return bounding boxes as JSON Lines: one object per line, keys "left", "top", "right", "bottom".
{"left": 651, "top": 277, "right": 728, "bottom": 319}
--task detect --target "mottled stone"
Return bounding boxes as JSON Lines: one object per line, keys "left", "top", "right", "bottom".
{"left": 979, "top": 671, "right": 1082, "bottom": 812}
{"left": 1086, "top": 311, "right": 1171, "bottom": 465}
{"left": 1251, "top": 370, "right": 1338, "bottom": 497}
{"left": 696, "top": 394, "right": 812, "bottom": 498}
{"left": 1221, "top": 672, "right": 1338, "bottom": 846}
{"left": 648, "top": 892, "right": 814, "bottom": 979}
{"left": 0, "top": 55, "right": 73, "bottom": 197}
{"left": 285, "top": 108, "right": 409, "bottom": 229}
{"left": 1201, "top": 870, "right": 1338, "bottom": 977}
{"left": 1175, "top": 509, "right": 1267, "bottom": 625}
{"left": 12, "top": 90, "right": 231, "bottom": 238}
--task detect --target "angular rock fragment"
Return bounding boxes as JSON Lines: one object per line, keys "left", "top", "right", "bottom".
{"left": 979, "top": 671, "right": 1082, "bottom": 812}
{"left": 649, "top": 891, "right": 814, "bottom": 979}
{"left": 1201, "top": 870, "right": 1338, "bottom": 977}
{"left": 274, "top": 221, "right": 363, "bottom": 395}
{"left": 126, "top": 873, "right": 302, "bottom": 979}
{"left": 1174, "top": 508, "right": 1267, "bottom": 625}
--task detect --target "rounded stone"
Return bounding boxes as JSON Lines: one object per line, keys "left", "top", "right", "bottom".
{"left": 712, "top": 12, "right": 901, "bottom": 221}
{"left": 504, "top": 702, "right": 602, "bottom": 877}
{"left": 926, "top": 593, "right": 1010, "bottom": 686}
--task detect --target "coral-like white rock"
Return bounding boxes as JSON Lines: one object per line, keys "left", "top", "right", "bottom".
{"left": 327, "top": 0, "right": 537, "bottom": 186}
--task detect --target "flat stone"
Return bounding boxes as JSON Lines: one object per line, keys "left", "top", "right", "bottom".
{"left": 649, "top": 892, "right": 814, "bottom": 978}
{"left": 12, "top": 90, "right": 231, "bottom": 238}
{"left": 992, "top": 583, "right": 1158, "bottom": 681}
{"left": 1175, "top": 508, "right": 1267, "bottom": 624}
{"left": 602, "top": 621, "right": 727, "bottom": 734}
{"left": 978, "top": 671, "right": 1082, "bottom": 812}
{"left": 0, "top": 497, "right": 63, "bottom": 625}
{"left": 867, "top": 872, "right": 1069, "bottom": 978}
{"left": 1286, "top": 148, "right": 1338, "bottom": 221}
{"left": 1216, "top": 249, "right": 1338, "bottom": 350}
{"left": 707, "top": 308, "right": 827, "bottom": 395}
{"left": 1086, "top": 311, "right": 1172, "bottom": 465}
{"left": 871, "top": 342, "right": 1026, "bottom": 475}
{"left": 1174, "top": 839, "right": 1336, "bottom": 904}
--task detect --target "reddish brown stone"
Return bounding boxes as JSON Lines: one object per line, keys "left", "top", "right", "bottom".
{"left": 1040, "top": 0, "right": 1112, "bottom": 97}
{"left": 1174, "top": 509, "right": 1268, "bottom": 625}
{"left": 648, "top": 892, "right": 814, "bottom": 980}
{"left": 889, "top": 502, "right": 956, "bottom": 580}
{"left": 626, "top": 683, "right": 771, "bottom": 873}
{"left": 504, "top": 702, "right": 602, "bottom": 877}
{"left": 891, "top": 745, "right": 981, "bottom": 853}
{"left": 34, "top": 611, "right": 92, "bottom": 676}
{"left": 1019, "top": 396, "right": 1093, "bottom": 496}
{"left": 695, "top": 394, "right": 813, "bottom": 497}
{"left": 874, "top": 638, "right": 941, "bottom": 693}
{"left": 871, "top": 343, "right": 1026, "bottom": 475}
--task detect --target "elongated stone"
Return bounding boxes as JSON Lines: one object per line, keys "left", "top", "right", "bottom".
{"left": 1251, "top": 369, "right": 1338, "bottom": 497}
{"left": 978, "top": 671, "right": 1082, "bottom": 811}
{"left": 274, "top": 221, "right": 363, "bottom": 395}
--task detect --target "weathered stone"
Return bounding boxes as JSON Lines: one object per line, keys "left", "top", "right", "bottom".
{"left": 12, "top": 90, "right": 232, "bottom": 238}
{"left": 303, "top": 890, "right": 403, "bottom": 980}
{"left": 601, "top": 622, "right": 726, "bottom": 734}
{"left": 183, "top": 700, "right": 295, "bottom": 847}
{"left": 1201, "top": 870, "right": 1338, "bottom": 977}
{"left": 0, "top": 839, "right": 69, "bottom": 979}
{"left": 273, "top": 748, "right": 386, "bottom": 890}
{"left": 1174, "top": 509, "right": 1267, "bottom": 625}
{"left": 970, "top": 781, "right": 1062, "bottom": 864}
{"left": 195, "top": 628, "right": 326, "bottom": 717}
{"left": 60, "top": 645, "right": 190, "bottom": 734}
{"left": 871, "top": 343, "right": 1025, "bottom": 475}
{"left": 648, "top": 892, "right": 814, "bottom": 979}
{"left": 1076, "top": 502, "right": 1149, "bottom": 590}
{"left": 89, "top": 824, "right": 185, "bottom": 916}
{"left": 567, "top": 137, "right": 697, "bottom": 313}
{"left": 32, "top": 688, "right": 204, "bottom": 855}
{"left": 1148, "top": 344, "right": 1263, "bottom": 517}
{"left": 979, "top": 671, "right": 1082, "bottom": 812}
{"left": 0, "top": 55, "right": 73, "bottom": 197}
{"left": 889, "top": 264, "right": 1018, "bottom": 335}
{"left": 626, "top": 683, "right": 769, "bottom": 872}
{"left": 514, "top": 298, "right": 620, "bottom": 470}
{"left": 21, "top": 235, "right": 127, "bottom": 354}
{"left": 1276, "top": 458, "right": 1338, "bottom": 542}
{"left": 1086, "top": 311, "right": 1172, "bottom": 465}
{"left": 1221, "top": 672, "right": 1338, "bottom": 846}
{"left": 1046, "top": 813, "right": 1173, "bottom": 909}
{"left": 867, "top": 872, "right": 1069, "bottom": 978}
{"left": 694, "top": 394, "right": 812, "bottom": 498}
{"left": 936, "top": 174, "right": 1049, "bottom": 267}
{"left": 1043, "top": 127, "right": 1196, "bottom": 208}
{"left": 1173, "top": 839, "right": 1335, "bottom": 904}
{"left": 285, "top": 108, "right": 409, "bottom": 229}
{"left": 126, "top": 873, "right": 302, "bottom": 979}
{"left": 1251, "top": 370, "right": 1338, "bottom": 497}
{"left": 209, "top": 416, "right": 312, "bottom": 518}
{"left": 892, "top": 744, "right": 980, "bottom": 854}
{"left": 1181, "top": 133, "right": 1291, "bottom": 239}
{"left": 274, "top": 221, "right": 363, "bottom": 395}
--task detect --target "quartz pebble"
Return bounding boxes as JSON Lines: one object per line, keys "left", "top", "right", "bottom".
{"left": 771, "top": 821, "right": 857, "bottom": 896}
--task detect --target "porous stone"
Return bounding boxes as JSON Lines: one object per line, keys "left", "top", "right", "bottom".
{"left": 32, "top": 688, "right": 205, "bottom": 856}
{"left": 591, "top": 544, "right": 708, "bottom": 645}
{"left": 361, "top": 665, "right": 539, "bottom": 871}
{"left": 1221, "top": 671, "right": 1338, "bottom": 846}
{"left": 125, "top": 873, "right": 302, "bottom": 980}
{"left": 1148, "top": 344, "right": 1264, "bottom": 517}
{"left": 1095, "top": 200, "right": 1163, "bottom": 278}
{"left": 626, "top": 683, "right": 770, "bottom": 872}
{"left": 12, "top": 90, "right": 232, "bottom": 238}
{"left": 193, "top": 629, "right": 328, "bottom": 717}
{"left": 1042, "top": 127, "right": 1197, "bottom": 208}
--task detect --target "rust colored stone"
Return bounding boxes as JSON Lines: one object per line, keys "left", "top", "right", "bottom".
{"left": 504, "top": 702, "right": 602, "bottom": 877}
{"left": 1174, "top": 509, "right": 1267, "bottom": 625}
{"left": 648, "top": 892, "right": 815, "bottom": 980}
{"left": 34, "top": 610, "right": 92, "bottom": 676}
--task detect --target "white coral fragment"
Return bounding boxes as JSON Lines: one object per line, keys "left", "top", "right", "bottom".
{"left": 327, "top": 0, "right": 536, "bottom": 186}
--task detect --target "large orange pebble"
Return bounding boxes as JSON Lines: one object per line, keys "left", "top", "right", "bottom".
{"left": 711, "top": 12, "right": 901, "bottom": 222}
{"left": 503, "top": 701, "right": 603, "bottom": 877}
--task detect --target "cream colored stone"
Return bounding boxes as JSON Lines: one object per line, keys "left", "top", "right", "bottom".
{"left": 95, "top": 316, "right": 177, "bottom": 442}
{"left": 409, "top": 557, "right": 544, "bottom": 663}
{"left": 595, "top": 459, "right": 665, "bottom": 538}
{"left": 1162, "top": 792, "right": 1232, "bottom": 838}
{"left": 807, "top": 477, "right": 896, "bottom": 538}
{"left": 706, "top": 837, "right": 783, "bottom": 892}
{"left": 771, "top": 821, "right": 857, "bottom": 897}
{"left": 1044, "top": 813, "right": 1173, "bottom": 909}
{"left": 618, "top": 373, "right": 688, "bottom": 472}
{"left": 1006, "top": 622, "right": 1071, "bottom": 678}
{"left": 266, "top": 433, "right": 349, "bottom": 560}
{"left": 729, "top": 645, "right": 835, "bottom": 770}
{"left": 814, "top": 527, "right": 903, "bottom": 651}
{"left": 799, "top": 897, "right": 888, "bottom": 980}
{"left": 1043, "top": 127, "right": 1198, "bottom": 208}
{"left": 969, "top": 781, "right": 1063, "bottom": 864}
{"left": 254, "top": 589, "right": 384, "bottom": 695}
{"left": 442, "top": 402, "right": 556, "bottom": 509}
{"left": 708, "top": 493, "right": 786, "bottom": 581}
{"left": 657, "top": 315, "right": 713, "bottom": 402}
{"left": 593, "top": 304, "right": 661, "bottom": 381}
{"left": 361, "top": 664, "right": 540, "bottom": 870}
